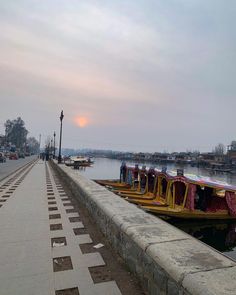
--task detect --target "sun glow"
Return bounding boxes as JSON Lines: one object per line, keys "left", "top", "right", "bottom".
{"left": 74, "top": 116, "right": 89, "bottom": 128}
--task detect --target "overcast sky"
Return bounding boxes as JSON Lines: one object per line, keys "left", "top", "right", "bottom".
{"left": 0, "top": 0, "right": 235, "bottom": 152}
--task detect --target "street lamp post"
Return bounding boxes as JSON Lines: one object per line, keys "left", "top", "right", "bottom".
{"left": 58, "top": 110, "right": 64, "bottom": 164}
{"left": 53, "top": 131, "right": 56, "bottom": 159}
{"left": 50, "top": 139, "right": 53, "bottom": 158}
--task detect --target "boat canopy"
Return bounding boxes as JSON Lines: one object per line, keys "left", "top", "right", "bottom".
{"left": 124, "top": 165, "right": 236, "bottom": 191}
{"left": 184, "top": 174, "right": 236, "bottom": 192}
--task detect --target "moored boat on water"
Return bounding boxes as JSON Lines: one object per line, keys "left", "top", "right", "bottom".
{"left": 114, "top": 165, "right": 148, "bottom": 195}
{"left": 96, "top": 163, "right": 236, "bottom": 220}
{"left": 95, "top": 163, "right": 138, "bottom": 190}
{"left": 142, "top": 170, "right": 236, "bottom": 219}
{"left": 67, "top": 156, "right": 94, "bottom": 168}
{"left": 125, "top": 168, "right": 175, "bottom": 207}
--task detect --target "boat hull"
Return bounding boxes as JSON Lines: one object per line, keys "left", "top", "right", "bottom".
{"left": 94, "top": 179, "right": 131, "bottom": 189}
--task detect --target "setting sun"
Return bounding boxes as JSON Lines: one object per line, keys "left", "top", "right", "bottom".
{"left": 74, "top": 116, "right": 89, "bottom": 128}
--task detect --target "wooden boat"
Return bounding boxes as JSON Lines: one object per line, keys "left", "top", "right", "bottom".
{"left": 97, "top": 163, "right": 236, "bottom": 220}
{"left": 94, "top": 163, "right": 138, "bottom": 190}
{"left": 126, "top": 170, "right": 174, "bottom": 206}
{"left": 141, "top": 170, "right": 236, "bottom": 219}
{"left": 118, "top": 167, "right": 159, "bottom": 198}
{"left": 94, "top": 179, "right": 131, "bottom": 189}
{"left": 114, "top": 165, "right": 148, "bottom": 195}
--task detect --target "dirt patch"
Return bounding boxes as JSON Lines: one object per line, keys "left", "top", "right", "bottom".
{"left": 51, "top": 237, "right": 67, "bottom": 247}
{"left": 66, "top": 208, "right": 77, "bottom": 213}
{"left": 49, "top": 214, "right": 61, "bottom": 219}
{"left": 73, "top": 228, "right": 87, "bottom": 235}
{"left": 48, "top": 206, "right": 58, "bottom": 211}
{"left": 50, "top": 223, "right": 63, "bottom": 231}
{"left": 53, "top": 256, "right": 73, "bottom": 272}
{"left": 89, "top": 265, "right": 114, "bottom": 283}
{"left": 63, "top": 203, "right": 72, "bottom": 207}
{"left": 69, "top": 217, "right": 81, "bottom": 223}
{"left": 79, "top": 243, "right": 97, "bottom": 254}
{"left": 55, "top": 287, "right": 79, "bottom": 295}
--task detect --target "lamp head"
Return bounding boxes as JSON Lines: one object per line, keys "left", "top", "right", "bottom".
{"left": 60, "top": 110, "right": 64, "bottom": 122}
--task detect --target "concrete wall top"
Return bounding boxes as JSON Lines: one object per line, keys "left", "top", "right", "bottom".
{"left": 54, "top": 162, "right": 236, "bottom": 295}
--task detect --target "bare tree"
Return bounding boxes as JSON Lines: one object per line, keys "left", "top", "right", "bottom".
{"left": 214, "top": 143, "right": 225, "bottom": 155}
{"left": 27, "top": 137, "right": 40, "bottom": 154}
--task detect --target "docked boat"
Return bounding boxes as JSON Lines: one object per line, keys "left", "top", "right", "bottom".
{"left": 68, "top": 156, "right": 94, "bottom": 168}
{"left": 142, "top": 170, "right": 236, "bottom": 219}
{"left": 126, "top": 168, "right": 175, "bottom": 206}
{"left": 114, "top": 165, "right": 148, "bottom": 195}
{"left": 95, "top": 163, "right": 138, "bottom": 191}
{"left": 94, "top": 179, "right": 129, "bottom": 188}
{"left": 98, "top": 163, "right": 236, "bottom": 220}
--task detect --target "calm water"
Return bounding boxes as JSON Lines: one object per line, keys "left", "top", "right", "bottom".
{"left": 73, "top": 157, "right": 236, "bottom": 261}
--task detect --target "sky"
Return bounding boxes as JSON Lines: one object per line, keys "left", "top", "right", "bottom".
{"left": 0, "top": 0, "right": 235, "bottom": 152}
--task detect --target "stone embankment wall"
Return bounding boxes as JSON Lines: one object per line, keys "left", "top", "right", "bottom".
{"left": 51, "top": 161, "right": 236, "bottom": 295}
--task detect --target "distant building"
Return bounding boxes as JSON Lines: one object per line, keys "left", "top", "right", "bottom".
{"left": 227, "top": 142, "right": 236, "bottom": 165}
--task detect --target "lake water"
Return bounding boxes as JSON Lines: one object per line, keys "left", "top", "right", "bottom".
{"left": 73, "top": 157, "right": 236, "bottom": 261}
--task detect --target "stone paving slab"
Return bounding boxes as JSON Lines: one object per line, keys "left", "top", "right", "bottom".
{"left": 0, "top": 160, "right": 122, "bottom": 295}
{"left": 182, "top": 265, "right": 236, "bottom": 295}
{"left": 147, "top": 238, "right": 236, "bottom": 283}
{"left": 125, "top": 223, "right": 190, "bottom": 251}
{"left": 0, "top": 273, "right": 54, "bottom": 295}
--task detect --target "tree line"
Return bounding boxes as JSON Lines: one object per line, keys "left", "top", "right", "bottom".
{"left": 4, "top": 117, "right": 39, "bottom": 154}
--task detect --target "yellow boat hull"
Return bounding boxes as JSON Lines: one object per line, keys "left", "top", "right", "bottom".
{"left": 127, "top": 197, "right": 167, "bottom": 207}
{"left": 118, "top": 191, "right": 152, "bottom": 199}
{"left": 95, "top": 179, "right": 131, "bottom": 189}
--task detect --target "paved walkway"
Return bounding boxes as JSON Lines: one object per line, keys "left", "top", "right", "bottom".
{"left": 0, "top": 160, "right": 122, "bottom": 295}
{"left": 0, "top": 155, "right": 36, "bottom": 181}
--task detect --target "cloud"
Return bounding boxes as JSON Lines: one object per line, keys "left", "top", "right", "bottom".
{"left": 0, "top": 0, "right": 236, "bottom": 151}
